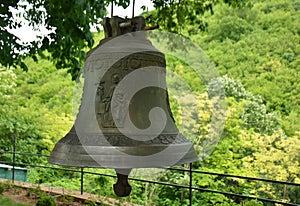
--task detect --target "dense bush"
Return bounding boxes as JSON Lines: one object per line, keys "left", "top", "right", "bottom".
{"left": 36, "top": 196, "right": 56, "bottom": 206}
{"left": 0, "top": 183, "right": 4, "bottom": 195}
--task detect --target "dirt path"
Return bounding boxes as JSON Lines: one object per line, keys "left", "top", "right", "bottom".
{"left": 0, "top": 179, "right": 141, "bottom": 206}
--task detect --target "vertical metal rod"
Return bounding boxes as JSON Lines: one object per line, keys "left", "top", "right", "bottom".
{"left": 111, "top": 0, "right": 114, "bottom": 17}
{"left": 12, "top": 133, "right": 16, "bottom": 183}
{"left": 132, "top": 0, "right": 135, "bottom": 17}
{"left": 81, "top": 168, "right": 84, "bottom": 195}
{"left": 189, "top": 163, "right": 193, "bottom": 206}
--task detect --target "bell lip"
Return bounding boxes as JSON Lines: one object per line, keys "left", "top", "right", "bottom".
{"left": 48, "top": 157, "right": 198, "bottom": 169}
{"left": 49, "top": 129, "right": 198, "bottom": 168}
{"left": 48, "top": 141, "right": 198, "bottom": 169}
{"left": 53, "top": 129, "right": 191, "bottom": 146}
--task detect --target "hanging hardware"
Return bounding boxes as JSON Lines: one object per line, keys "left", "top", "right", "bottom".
{"left": 111, "top": 0, "right": 114, "bottom": 17}
{"left": 132, "top": 0, "right": 135, "bottom": 18}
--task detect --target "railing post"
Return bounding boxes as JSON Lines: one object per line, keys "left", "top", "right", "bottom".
{"left": 12, "top": 133, "right": 16, "bottom": 183}
{"left": 81, "top": 167, "right": 84, "bottom": 195}
{"left": 189, "top": 163, "right": 193, "bottom": 206}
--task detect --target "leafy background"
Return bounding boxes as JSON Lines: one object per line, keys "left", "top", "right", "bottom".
{"left": 0, "top": 0, "right": 299, "bottom": 205}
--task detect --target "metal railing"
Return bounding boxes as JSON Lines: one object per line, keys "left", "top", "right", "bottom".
{"left": 0, "top": 150, "right": 299, "bottom": 206}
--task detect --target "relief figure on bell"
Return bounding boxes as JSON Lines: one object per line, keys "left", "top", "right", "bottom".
{"left": 112, "top": 92, "right": 126, "bottom": 128}
{"left": 96, "top": 81, "right": 105, "bottom": 116}
{"left": 102, "top": 74, "right": 122, "bottom": 128}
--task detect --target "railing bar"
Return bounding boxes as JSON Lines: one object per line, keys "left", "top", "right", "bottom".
{"left": 127, "top": 177, "right": 299, "bottom": 205}
{"left": 169, "top": 167, "right": 300, "bottom": 186}
{"left": 1, "top": 151, "right": 299, "bottom": 186}
{"left": 0, "top": 151, "right": 300, "bottom": 186}
{"left": 191, "top": 187, "right": 299, "bottom": 206}
{"left": 0, "top": 161, "right": 82, "bottom": 173}
{"left": 0, "top": 160, "right": 298, "bottom": 206}
{"left": 0, "top": 151, "right": 50, "bottom": 157}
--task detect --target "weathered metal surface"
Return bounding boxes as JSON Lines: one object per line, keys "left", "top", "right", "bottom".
{"left": 49, "top": 16, "right": 197, "bottom": 196}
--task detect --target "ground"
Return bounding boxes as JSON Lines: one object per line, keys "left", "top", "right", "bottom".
{"left": 3, "top": 187, "right": 86, "bottom": 206}
{"left": 0, "top": 179, "right": 140, "bottom": 206}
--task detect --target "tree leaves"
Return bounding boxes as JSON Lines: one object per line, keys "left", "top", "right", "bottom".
{"left": 1, "top": 0, "right": 253, "bottom": 79}
{"left": 0, "top": 58, "right": 73, "bottom": 164}
{"left": 1, "top": 0, "right": 108, "bottom": 79}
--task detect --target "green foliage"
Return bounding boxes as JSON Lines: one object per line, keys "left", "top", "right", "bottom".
{"left": 192, "top": 74, "right": 298, "bottom": 204}
{"left": 0, "top": 183, "right": 4, "bottom": 195}
{"left": 208, "top": 76, "right": 280, "bottom": 134}
{"left": 81, "top": 168, "right": 116, "bottom": 197}
{"left": 193, "top": 0, "right": 300, "bottom": 135}
{"left": 84, "top": 199, "right": 98, "bottom": 206}
{"left": 242, "top": 98, "right": 280, "bottom": 134}
{"left": 1, "top": 0, "right": 252, "bottom": 79}
{"left": 0, "top": 197, "right": 29, "bottom": 206}
{"left": 0, "top": 0, "right": 299, "bottom": 205}
{"left": 44, "top": 176, "right": 81, "bottom": 191}
{"left": 36, "top": 196, "right": 56, "bottom": 206}
{"left": 208, "top": 14, "right": 253, "bottom": 42}
{"left": 26, "top": 186, "right": 46, "bottom": 199}
{"left": 1, "top": 0, "right": 108, "bottom": 79}
{"left": 288, "top": 185, "right": 300, "bottom": 204}
{"left": 147, "top": 0, "right": 252, "bottom": 33}
{"left": 239, "top": 130, "right": 300, "bottom": 201}
{"left": 0, "top": 57, "right": 73, "bottom": 165}
{"left": 193, "top": 192, "right": 239, "bottom": 206}
{"left": 243, "top": 199, "right": 263, "bottom": 206}
{"left": 58, "top": 195, "right": 74, "bottom": 203}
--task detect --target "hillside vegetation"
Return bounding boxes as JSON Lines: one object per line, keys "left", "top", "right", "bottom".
{"left": 192, "top": 0, "right": 300, "bottom": 135}
{"left": 0, "top": 0, "right": 299, "bottom": 205}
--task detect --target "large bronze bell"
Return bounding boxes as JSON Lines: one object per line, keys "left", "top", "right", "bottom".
{"left": 49, "top": 16, "right": 197, "bottom": 197}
